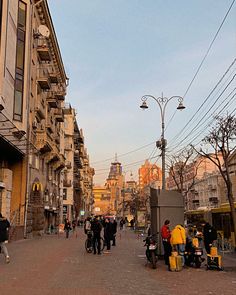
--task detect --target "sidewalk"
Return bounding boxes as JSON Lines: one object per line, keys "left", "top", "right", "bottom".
{"left": 220, "top": 251, "right": 236, "bottom": 271}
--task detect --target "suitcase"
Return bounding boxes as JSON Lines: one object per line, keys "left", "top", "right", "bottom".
{"left": 210, "top": 246, "right": 218, "bottom": 256}
{"left": 207, "top": 254, "right": 222, "bottom": 270}
{"left": 175, "top": 255, "right": 183, "bottom": 271}
{"left": 169, "top": 255, "right": 183, "bottom": 272}
{"left": 169, "top": 255, "right": 176, "bottom": 271}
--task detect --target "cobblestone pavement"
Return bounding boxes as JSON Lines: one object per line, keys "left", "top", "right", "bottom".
{"left": 0, "top": 228, "right": 235, "bottom": 295}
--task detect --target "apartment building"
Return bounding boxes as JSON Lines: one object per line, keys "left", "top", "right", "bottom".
{"left": 0, "top": 0, "right": 31, "bottom": 239}
{"left": 167, "top": 155, "right": 223, "bottom": 211}
{"left": 62, "top": 105, "right": 75, "bottom": 221}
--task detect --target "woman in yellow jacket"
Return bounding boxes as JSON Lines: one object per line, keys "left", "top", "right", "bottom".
{"left": 170, "top": 224, "right": 186, "bottom": 266}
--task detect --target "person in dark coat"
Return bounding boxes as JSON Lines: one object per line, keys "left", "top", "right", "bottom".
{"left": 203, "top": 222, "right": 217, "bottom": 254}
{"left": 64, "top": 218, "right": 71, "bottom": 239}
{"left": 91, "top": 216, "right": 102, "bottom": 254}
{"left": 104, "top": 218, "right": 113, "bottom": 252}
{"left": 0, "top": 213, "right": 10, "bottom": 263}
{"left": 111, "top": 219, "right": 117, "bottom": 246}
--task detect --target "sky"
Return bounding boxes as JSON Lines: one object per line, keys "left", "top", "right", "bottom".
{"left": 48, "top": 0, "right": 236, "bottom": 185}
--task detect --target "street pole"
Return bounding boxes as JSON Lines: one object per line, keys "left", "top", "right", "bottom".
{"left": 140, "top": 94, "right": 185, "bottom": 190}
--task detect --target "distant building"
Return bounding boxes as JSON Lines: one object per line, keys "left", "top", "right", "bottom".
{"left": 105, "top": 157, "right": 123, "bottom": 215}
{"left": 93, "top": 186, "right": 111, "bottom": 216}
{"left": 138, "top": 160, "right": 162, "bottom": 190}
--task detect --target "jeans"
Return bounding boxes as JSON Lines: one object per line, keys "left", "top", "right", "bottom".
{"left": 0, "top": 242, "right": 9, "bottom": 257}
{"left": 173, "top": 244, "right": 185, "bottom": 266}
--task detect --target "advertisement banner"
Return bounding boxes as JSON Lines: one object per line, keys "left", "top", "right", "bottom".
{"left": 137, "top": 211, "right": 146, "bottom": 227}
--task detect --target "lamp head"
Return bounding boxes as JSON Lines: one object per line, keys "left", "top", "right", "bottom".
{"left": 177, "top": 101, "right": 185, "bottom": 110}
{"left": 140, "top": 101, "right": 148, "bottom": 109}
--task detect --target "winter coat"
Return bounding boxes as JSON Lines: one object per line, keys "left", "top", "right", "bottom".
{"left": 91, "top": 220, "right": 102, "bottom": 236}
{"left": 170, "top": 225, "right": 186, "bottom": 245}
{"left": 203, "top": 223, "right": 217, "bottom": 243}
{"left": 104, "top": 222, "right": 113, "bottom": 240}
{"left": 0, "top": 217, "right": 10, "bottom": 242}
{"left": 111, "top": 221, "right": 117, "bottom": 235}
{"left": 161, "top": 224, "right": 171, "bottom": 242}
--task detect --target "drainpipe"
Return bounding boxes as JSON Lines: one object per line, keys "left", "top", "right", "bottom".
{"left": 23, "top": 2, "right": 34, "bottom": 238}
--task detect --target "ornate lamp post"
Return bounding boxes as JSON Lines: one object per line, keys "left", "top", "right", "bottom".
{"left": 140, "top": 93, "right": 185, "bottom": 190}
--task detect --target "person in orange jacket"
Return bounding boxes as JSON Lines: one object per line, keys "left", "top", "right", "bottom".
{"left": 170, "top": 224, "right": 186, "bottom": 266}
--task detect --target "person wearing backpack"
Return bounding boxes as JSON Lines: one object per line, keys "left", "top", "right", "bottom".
{"left": 202, "top": 222, "right": 217, "bottom": 254}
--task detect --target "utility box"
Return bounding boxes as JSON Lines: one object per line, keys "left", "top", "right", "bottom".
{"left": 150, "top": 188, "right": 184, "bottom": 255}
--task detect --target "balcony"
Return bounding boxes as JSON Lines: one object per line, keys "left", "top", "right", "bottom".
{"left": 54, "top": 153, "right": 65, "bottom": 171}
{"left": 35, "top": 99, "right": 46, "bottom": 120}
{"left": 48, "top": 66, "right": 59, "bottom": 84}
{"left": 37, "top": 67, "right": 51, "bottom": 90}
{"left": 46, "top": 93, "right": 58, "bottom": 108}
{"left": 55, "top": 108, "right": 64, "bottom": 122}
{"left": 37, "top": 38, "right": 51, "bottom": 61}
{"left": 74, "top": 153, "right": 83, "bottom": 169}
{"left": 46, "top": 115, "right": 54, "bottom": 134}
{"left": 63, "top": 179, "right": 72, "bottom": 187}
{"left": 35, "top": 130, "right": 53, "bottom": 153}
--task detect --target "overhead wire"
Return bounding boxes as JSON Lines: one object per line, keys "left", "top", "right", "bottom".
{"left": 165, "top": 0, "right": 236, "bottom": 134}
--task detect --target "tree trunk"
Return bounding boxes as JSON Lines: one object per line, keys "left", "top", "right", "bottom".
{"left": 227, "top": 183, "right": 236, "bottom": 251}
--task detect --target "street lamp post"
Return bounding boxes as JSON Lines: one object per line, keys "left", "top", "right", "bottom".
{"left": 140, "top": 93, "right": 185, "bottom": 190}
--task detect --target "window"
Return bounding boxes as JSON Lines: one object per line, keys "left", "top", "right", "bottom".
{"left": 63, "top": 189, "right": 67, "bottom": 200}
{"left": 13, "top": 1, "right": 26, "bottom": 121}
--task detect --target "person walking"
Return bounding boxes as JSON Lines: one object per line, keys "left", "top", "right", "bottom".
{"left": 0, "top": 213, "right": 10, "bottom": 263}
{"left": 202, "top": 221, "right": 217, "bottom": 254}
{"left": 64, "top": 218, "right": 71, "bottom": 239}
{"left": 161, "top": 219, "right": 172, "bottom": 265}
{"left": 170, "top": 224, "right": 186, "bottom": 266}
{"left": 91, "top": 216, "right": 102, "bottom": 255}
{"left": 119, "top": 218, "right": 124, "bottom": 230}
{"left": 111, "top": 219, "right": 117, "bottom": 246}
{"left": 104, "top": 218, "right": 113, "bottom": 253}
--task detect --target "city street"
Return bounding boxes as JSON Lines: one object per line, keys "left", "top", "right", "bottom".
{"left": 0, "top": 229, "right": 235, "bottom": 295}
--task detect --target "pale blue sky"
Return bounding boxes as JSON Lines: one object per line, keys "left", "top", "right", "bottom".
{"left": 48, "top": 0, "right": 236, "bottom": 184}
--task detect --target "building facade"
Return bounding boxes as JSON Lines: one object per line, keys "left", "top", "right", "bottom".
{"left": 138, "top": 160, "right": 162, "bottom": 190}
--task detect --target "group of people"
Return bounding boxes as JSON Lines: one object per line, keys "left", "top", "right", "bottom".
{"left": 85, "top": 216, "right": 117, "bottom": 255}
{"left": 161, "top": 219, "right": 217, "bottom": 267}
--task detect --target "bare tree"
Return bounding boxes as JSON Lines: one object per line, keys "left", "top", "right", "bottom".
{"left": 167, "top": 147, "right": 202, "bottom": 209}
{"left": 193, "top": 114, "right": 236, "bottom": 250}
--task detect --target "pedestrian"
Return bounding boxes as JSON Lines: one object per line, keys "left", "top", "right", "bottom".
{"left": 84, "top": 217, "right": 91, "bottom": 234}
{"left": 170, "top": 224, "right": 186, "bottom": 266}
{"left": 202, "top": 221, "right": 217, "bottom": 254}
{"left": 0, "top": 213, "right": 10, "bottom": 263}
{"left": 111, "top": 218, "right": 117, "bottom": 246}
{"left": 119, "top": 218, "right": 124, "bottom": 230}
{"left": 91, "top": 216, "right": 102, "bottom": 255}
{"left": 104, "top": 218, "right": 113, "bottom": 253}
{"left": 64, "top": 218, "right": 71, "bottom": 239}
{"left": 130, "top": 219, "right": 134, "bottom": 230}
{"left": 161, "top": 219, "right": 172, "bottom": 265}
